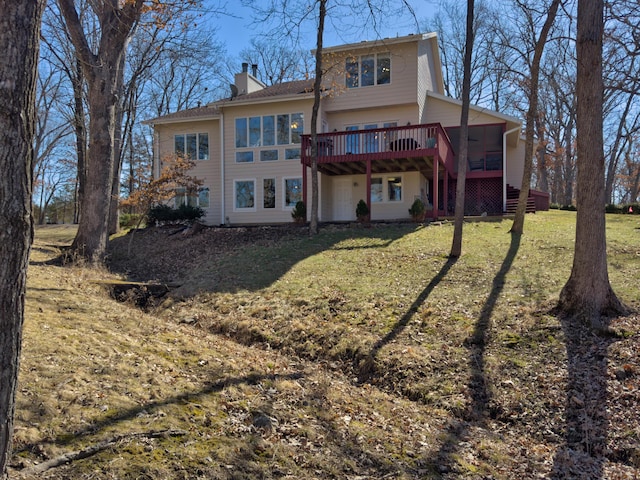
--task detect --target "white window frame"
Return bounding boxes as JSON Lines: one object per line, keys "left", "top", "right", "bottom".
{"left": 233, "top": 178, "right": 257, "bottom": 211}
{"left": 283, "top": 176, "right": 303, "bottom": 209}
{"left": 370, "top": 174, "right": 403, "bottom": 203}
{"left": 345, "top": 53, "right": 391, "bottom": 89}
{"left": 174, "top": 132, "right": 209, "bottom": 160}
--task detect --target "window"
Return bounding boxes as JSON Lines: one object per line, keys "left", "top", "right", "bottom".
{"left": 371, "top": 178, "right": 383, "bottom": 203}
{"left": 263, "top": 178, "right": 275, "bottom": 208}
{"left": 236, "top": 113, "right": 304, "bottom": 151}
{"left": 198, "top": 187, "right": 210, "bottom": 208}
{"left": 174, "top": 187, "right": 209, "bottom": 208}
{"left": 370, "top": 175, "right": 402, "bottom": 203}
{"left": 364, "top": 124, "right": 379, "bottom": 153}
{"left": 249, "top": 116, "right": 261, "bottom": 147}
{"left": 346, "top": 53, "right": 391, "bottom": 88}
{"left": 236, "top": 151, "right": 254, "bottom": 163}
{"left": 284, "top": 178, "right": 302, "bottom": 207}
{"left": 285, "top": 148, "right": 301, "bottom": 160}
{"left": 346, "top": 126, "right": 359, "bottom": 154}
{"left": 174, "top": 133, "right": 209, "bottom": 160}
{"left": 234, "top": 180, "right": 255, "bottom": 210}
{"left": 388, "top": 177, "right": 402, "bottom": 201}
{"left": 260, "top": 150, "right": 278, "bottom": 161}
{"left": 263, "top": 116, "right": 275, "bottom": 146}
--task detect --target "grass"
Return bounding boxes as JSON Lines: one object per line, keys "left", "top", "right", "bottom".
{"left": 12, "top": 211, "right": 640, "bottom": 479}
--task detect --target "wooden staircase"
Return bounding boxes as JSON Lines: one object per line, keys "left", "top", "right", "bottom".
{"left": 506, "top": 185, "right": 536, "bottom": 214}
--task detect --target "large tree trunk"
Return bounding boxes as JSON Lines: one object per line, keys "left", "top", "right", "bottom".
{"left": 558, "top": 0, "right": 627, "bottom": 327}
{"left": 0, "top": 1, "right": 44, "bottom": 477}
{"left": 71, "top": 74, "right": 118, "bottom": 262}
{"left": 450, "top": 0, "right": 475, "bottom": 258}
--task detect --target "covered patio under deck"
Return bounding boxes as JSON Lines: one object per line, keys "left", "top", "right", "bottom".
{"left": 301, "top": 123, "right": 456, "bottom": 221}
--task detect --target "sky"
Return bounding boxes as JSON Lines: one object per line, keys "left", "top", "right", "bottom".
{"left": 212, "top": 1, "right": 438, "bottom": 60}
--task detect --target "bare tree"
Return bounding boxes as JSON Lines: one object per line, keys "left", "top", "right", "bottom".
{"left": 449, "top": 0, "right": 474, "bottom": 258}
{"left": 240, "top": 37, "right": 312, "bottom": 85}
{"left": 0, "top": 1, "right": 45, "bottom": 477}
{"left": 557, "top": 0, "right": 627, "bottom": 326}
{"left": 510, "top": 0, "right": 563, "bottom": 234}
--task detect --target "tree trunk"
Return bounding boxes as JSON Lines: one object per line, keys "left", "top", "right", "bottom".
{"left": 558, "top": 0, "right": 627, "bottom": 327}
{"left": 71, "top": 58, "right": 87, "bottom": 225}
{"left": 308, "top": 0, "right": 326, "bottom": 236}
{"left": 71, "top": 73, "right": 118, "bottom": 262}
{"left": 450, "top": 0, "right": 475, "bottom": 258}
{"left": 511, "top": 0, "right": 561, "bottom": 234}
{"left": 108, "top": 49, "right": 128, "bottom": 235}
{"left": 0, "top": 1, "right": 44, "bottom": 477}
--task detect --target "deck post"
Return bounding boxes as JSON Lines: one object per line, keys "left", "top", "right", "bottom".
{"left": 443, "top": 171, "right": 448, "bottom": 216}
{"left": 302, "top": 162, "right": 308, "bottom": 220}
{"left": 366, "top": 159, "right": 372, "bottom": 218}
{"left": 432, "top": 158, "right": 439, "bottom": 221}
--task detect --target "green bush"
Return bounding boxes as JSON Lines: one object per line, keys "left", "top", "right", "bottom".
{"left": 119, "top": 213, "right": 143, "bottom": 228}
{"left": 408, "top": 198, "right": 426, "bottom": 221}
{"left": 356, "top": 199, "right": 369, "bottom": 222}
{"left": 291, "top": 201, "right": 306, "bottom": 223}
{"left": 147, "top": 204, "right": 204, "bottom": 226}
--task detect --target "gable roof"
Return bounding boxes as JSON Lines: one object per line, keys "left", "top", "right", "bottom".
{"left": 145, "top": 79, "right": 315, "bottom": 125}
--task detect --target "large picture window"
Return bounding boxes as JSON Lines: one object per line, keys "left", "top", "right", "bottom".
{"left": 237, "top": 113, "right": 303, "bottom": 149}
{"left": 174, "top": 186, "right": 210, "bottom": 208}
{"left": 346, "top": 53, "right": 391, "bottom": 88}
{"left": 234, "top": 180, "right": 255, "bottom": 210}
{"left": 174, "top": 133, "right": 209, "bottom": 160}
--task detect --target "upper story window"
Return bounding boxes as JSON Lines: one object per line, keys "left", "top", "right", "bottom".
{"left": 346, "top": 53, "right": 391, "bottom": 88}
{"left": 235, "top": 113, "right": 304, "bottom": 149}
{"left": 174, "top": 133, "right": 209, "bottom": 160}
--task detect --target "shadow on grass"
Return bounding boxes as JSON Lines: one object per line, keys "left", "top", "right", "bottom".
{"left": 107, "top": 224, "right": 414, "bottom": 294}
{"left": 358, "top": 256, "right": 458, "bottom": 381}
{"left": 432, "top": 232, "right": 521, "bottom": 475}
{"left": 550, "top": 319, "right": 614, "bottom": 479}
{"left": 14, "top": 371, "right": 303, "bottom": 455}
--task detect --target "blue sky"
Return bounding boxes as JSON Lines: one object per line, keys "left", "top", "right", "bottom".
{"left": 214, "top": 1, "right": 438, "bottom": 59}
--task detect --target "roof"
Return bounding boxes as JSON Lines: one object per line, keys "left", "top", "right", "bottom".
{"left": 226, "top": 79, "right": 315, "bottom": 103}
{"left": 143, "top": 104, "right": 220, "bottom": 125}
{"left": 145, "top": 79, "right": 315, "bottom": 125}
{"left": 318, "top": 32, "right": 437, "bottom": 55}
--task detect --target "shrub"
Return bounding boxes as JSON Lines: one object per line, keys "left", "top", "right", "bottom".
{"left": 408, "top": 198, "right": 426, "bottom": 222}
{"left": 119, "top": 213, "right": 143, "bottom": 228}
{"left": 147, "top": 204, "right": 204, "bottom": 226}
{"left": 356, "top": 199, "right": 369, "bottom": 222}
{"left": 291, "top": 201, "right": 306, "bottom": 223}
{"left": 605, "top": 204, "right": 623, "bottom": 214}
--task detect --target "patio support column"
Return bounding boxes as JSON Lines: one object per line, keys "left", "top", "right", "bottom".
{"left": 443, "top": 171, "right": 449, "bottom": 216}
{"left": 432, "top": 158, "right": 439, "bottom": 221}
{"left": 302, "top": 163, "right": 308, "bottom": 220}
{"left": 366, "top": 159, "right": 372, "bottom": 218}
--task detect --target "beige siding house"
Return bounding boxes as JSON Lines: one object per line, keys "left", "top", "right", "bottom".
{"left": 146, "top": 32, "right": 546, "bottom": 226}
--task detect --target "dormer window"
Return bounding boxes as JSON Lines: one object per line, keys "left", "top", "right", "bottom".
{"left": 346, "top": 53, "right": 391, "bottom": 88}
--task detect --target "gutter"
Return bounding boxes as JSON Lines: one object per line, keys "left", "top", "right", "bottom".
{"left": 503, "top": 126, "right": 520, "bottom": 212}
{"left": 220, "top": 110, "right": 225, "bottom": 225}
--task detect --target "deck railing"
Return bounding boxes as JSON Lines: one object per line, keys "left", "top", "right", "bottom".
{"left": 301, "top": 122, "right": 456, "bottom": 172}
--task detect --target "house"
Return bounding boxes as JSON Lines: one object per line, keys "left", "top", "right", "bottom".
{"left": 146, "top": 32, "right": 548, "bottom": 226}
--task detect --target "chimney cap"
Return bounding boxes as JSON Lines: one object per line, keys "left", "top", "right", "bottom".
{"left": 241, "top": 62, "right": 248, "bottom": 73}
{"left": 251, "top": 64, "right": 258, "bottom": 76}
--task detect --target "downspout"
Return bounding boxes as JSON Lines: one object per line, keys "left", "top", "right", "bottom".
{"left": 153, "top": 131, "right": 160, "bottom": 179}
{"left": 220, "top": 111, "right": 225, "bottom": 225}
{"left": 503, "top": 126, "right": 520, "bottom": 212}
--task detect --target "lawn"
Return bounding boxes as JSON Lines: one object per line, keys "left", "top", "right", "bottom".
{"left": 12, "top": 211, "right": 640, "bottom": 479}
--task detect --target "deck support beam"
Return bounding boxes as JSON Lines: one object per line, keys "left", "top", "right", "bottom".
{"left": 432, "top": 157, "right": 439, "bottom": 221}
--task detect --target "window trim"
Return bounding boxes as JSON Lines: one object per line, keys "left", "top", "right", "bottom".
{"left": 370, "top": 174, "right": 403, "bottom": 203}
{"left": 345, "top": 53, "right": 391, "bottom": 89}
{"left": 283, "top": 176, "right": 303, "bottom": 209}
{"left": 233, "top": 178, "right": 257, "bottom": 211}
{"left": 174, "top": 132, "right": 209, "bottom": 160}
